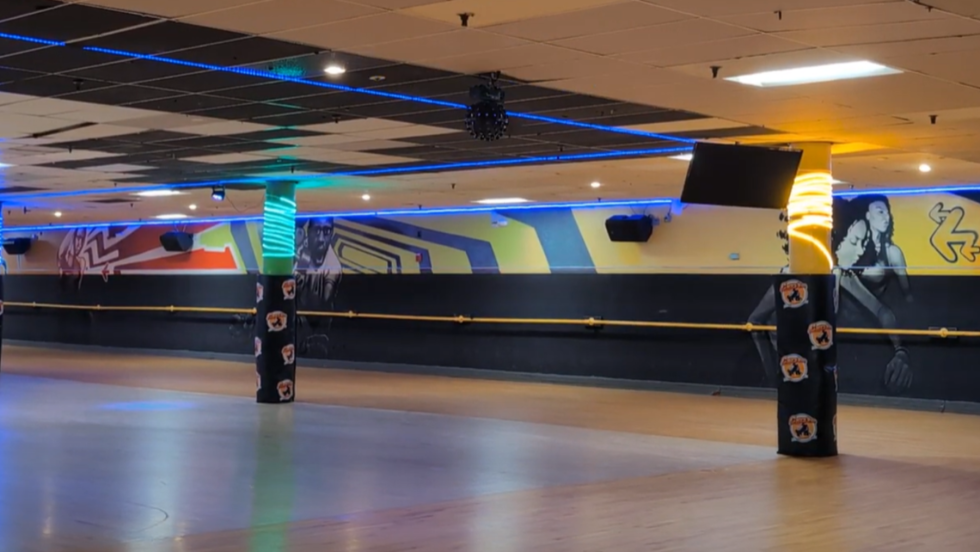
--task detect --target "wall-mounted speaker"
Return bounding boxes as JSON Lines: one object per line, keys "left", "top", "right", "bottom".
{"left": 159, "top": 231, "right": 193, "bottom": 252}
{"left": 605, "top": 215, "right": 655, "bottom": 243}
{"left": 2, "top": 237, "right": 32, "bottom": 255}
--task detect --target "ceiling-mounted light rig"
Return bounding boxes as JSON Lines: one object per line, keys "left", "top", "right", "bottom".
{"left": 211, "top": 185, "right": 226, "bottom": 201}
{"left": 465, "top": 72, "right": 508, "bottom": 142}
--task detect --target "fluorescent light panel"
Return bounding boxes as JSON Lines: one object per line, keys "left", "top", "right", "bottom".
{"left": 154, "top": 213, "right": 188, "bottom": 220}
{"left": 135, "top": 190, "right": 184, "bottom": 197}
{"left": 473, "top": 198, "right": 530, "bottom": 205}
{"left": 726, "top": 61, "right": 901, "bottom": 87}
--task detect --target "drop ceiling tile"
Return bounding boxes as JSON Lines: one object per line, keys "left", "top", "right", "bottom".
{"left": 273, "top": 134, "right": 372, "bottom": 147}
{"left": 303, "top": 118, "right": 413, "bottom": 134}
{"left": 830, "top": 35, "right": 980, "bottom": 60}
{"left": 185, "top": 0, "right": 382, "bottom": 34}
{"left": 313, "top": 151, "right": 418, "bottom": 166}
{"left": 926, "top": 0, "right": 980, "bottom": 17}
{"left": 0, "top": 4, "right": 157, "bottom": 42}
{"left": 617, "top": 35, "right": 808, "bottom": 67}
{"left": 422, "top": 43, "right": 588, "bottom": 73}
{"left": 79, "top": 20, "right": 245, "bottom": 54}
{"left": 626, "top": 118, "right": 749, "bottom": 133}
{"left": 639, "top": 0, "right": 894, "bottom": 17}
{"left": 489, "top": 2, "right": 689, "bottom": 41}
{"left": 405, "top": 0, "right": 624, "bottom": 27}
{"left": 350, "top": 30, "right": 530, "bottom": 64}
{"left": 327, "top": 139, "right": 416, "bottom": 152}
{"left": 721, "top": 2, "right": 948, "bottom": 32}
{"left": 272, "top": 12, "right": 457, "bottom": 50}
{"left": 41, "top": 124, "right": 140, "bottom": 142}
{"left": 81, "top": 0, "right": 272, "bottom": 18}
{"left": 0, "top": 98, "right": 81, "bottom": 116}
{"left": 182, "top": 152, "right": 270, "bottom": 164}
{"left": 505, "top": 57, "right": 651, "bottom": 82}
{"left": 175, "top": 120, "right": 274, "bottom": 136}
{"left": 667, "top": 48, "right": 858, "bottom": 81}
{"left": 346, "top": 124, "right": 460, "bottom": 140}
{"left": 14, "top": 149, "right": 119, "bottom": 166}
{"left": 776, "top": 18, "right": 980, "bottom": 48}
{"left": 554, "top": 18, "right": 753, "bottom": 55}
{"left": 79, "top": 163, "right": 154, "bottom": 173}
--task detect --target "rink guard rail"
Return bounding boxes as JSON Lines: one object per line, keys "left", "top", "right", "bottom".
{"left": 3, "top": 301, "right": 977, "bottom": 339}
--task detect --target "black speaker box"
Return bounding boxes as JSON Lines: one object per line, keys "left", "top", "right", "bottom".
{"left": 2, "top": 237, "right": 32, "bottom": 255}
{"left": 605, "top": 215, "right": 654, "bottom": 242}
{"left": 159, "top": 231, "right": 193, "bottom": 252}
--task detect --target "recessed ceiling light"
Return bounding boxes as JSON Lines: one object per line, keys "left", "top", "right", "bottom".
{"left": 54, "top": 211, "right": 62, "bottom": 218}
{"left": 361, "top": 193, "right": 371, "bottom": 201}
{"left": 188, "top": 204, "right": 197, "bottom": 210}
{"left": 670, "top": 153, "right": 694, "bottom": 161}
{"left": 155, "top": 213, "right": 188, "bottom": 220}
{"left": 590, "top": 181, "right": 601, "bottom": 189}
{"left": 919, "top": 163, "right": 932, "bottom": 173}
{"left": 473, "top": 197, "right": 530, "bottom": 205}
{"left": 725, "top": 61, "right": 901, "bottom": 87}
{"left": 134, "top": 189, "right": 183, "bottom": 197}
{"left": 369, "top": 75, "right": 386, "bottom": 82}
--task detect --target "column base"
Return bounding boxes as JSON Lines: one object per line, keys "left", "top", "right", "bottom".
{"left": 773, "top": 274, "right": 838, "bottom": 458}
{"left": 255, "top": 274, "right": 297, "bottom": 404}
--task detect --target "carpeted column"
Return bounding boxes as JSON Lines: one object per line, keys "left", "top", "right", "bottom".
{"left": 773, "top": 274, "right": 838, "bottom": 457}
{"left": 255, "top": 181, "right": 297, "bottom": 404}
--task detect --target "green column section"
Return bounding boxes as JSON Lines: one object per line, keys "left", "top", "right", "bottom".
{"left": 261, "top": 181, "right": 297, "bottom": 275}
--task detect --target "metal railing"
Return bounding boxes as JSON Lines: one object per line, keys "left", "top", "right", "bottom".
{"left": 4, "top": 301, "right": 977, "bottom": 339}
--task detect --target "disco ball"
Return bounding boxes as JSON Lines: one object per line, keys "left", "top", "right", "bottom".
{"left": 465, "top": 99, "right": 509, "bottom": 142}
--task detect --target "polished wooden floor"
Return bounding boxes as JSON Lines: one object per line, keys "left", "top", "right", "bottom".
{"left": 3, "top": 344, "right": 980, "bottom": 551}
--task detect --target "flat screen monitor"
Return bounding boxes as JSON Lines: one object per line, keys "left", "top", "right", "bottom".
{"left": 679, "top": 142, "right": 803, "bottom": 210}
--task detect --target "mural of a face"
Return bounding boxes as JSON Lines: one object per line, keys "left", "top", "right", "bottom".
{"left": 306, "top": 218, "right": 333, "bottom": 266}
{"left": 836, "top": 219, "right": 869, "bottom": 269}
{"left": 867, "top": 200, "right": 891, "bottom": 234}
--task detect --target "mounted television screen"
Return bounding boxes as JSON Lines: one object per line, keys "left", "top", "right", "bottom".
{"left": 679, "top": 142, "right": 803, "bottom": 210}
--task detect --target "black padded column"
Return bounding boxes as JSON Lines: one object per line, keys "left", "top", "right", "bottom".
{"left": 255, "top": 275, "right": 297, "bottom": 404}
{"left": 774, "top": 274, "right": 838, "bottom": 457}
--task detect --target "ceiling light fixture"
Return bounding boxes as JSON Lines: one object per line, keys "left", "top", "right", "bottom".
{"left": 211, "top": 186, "right": 226, "bottom": 201}
{"left": 361, "top": 194, "right": 371, "bottom": 201}
{"left": 134, "top": 189, "right": 183, "bottom": 197}
{"left": 473, "top": 198, "right": 529, "bottom": 205}
{"left": 155, "top": 213, "right": 188, "bottom": 220}
{"left": 54, "top": 211, "right": 62, "bottom": 218}
{"left": 919, "top": 163, "right": 932, "bottom": 173}
{"left": 725, "top": 61, "right": 901, "bottom": 87}
{"left": 670, "top": 153, "right": 694, "bottom": 161}
{"left": 188, "top": 204, "right": 197, "bottom": 210}
{"left": 324, "top": 52, "right": 346, "bottom": 76}
{"left": 590, "top": 181, "right": 601, "bottom": 189}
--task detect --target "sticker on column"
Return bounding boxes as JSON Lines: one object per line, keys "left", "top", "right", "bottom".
{"left": 282, "top": 278, "right": 296, "bottom": 300}
{"left": 256, "top": 370, "right": 262, "bottom": 391}
{"left": 780, "top": 354, "right": 808, "bottom": 382}
{"left": 266, "top": 311, "right": 288, "bottom": 332}
{"left": 808, "top": 321, "right": 833, "bottom": 350}
{"left": 254, "top": 337, "right": 262, "bottom": 357}
{"left": 779, "top": 279, "right": 808, "bottom": 308}
{"left": 281, "top": 344, "right": 295, "bottom": 365}
{"left": 277, "top": 379, "right": 294, "bottom": 401}
{"left": 256, "top": 283, "right": 264, "bottom": 304}
{"left": 789, "top": 414, "right": 818, "bottom": 443}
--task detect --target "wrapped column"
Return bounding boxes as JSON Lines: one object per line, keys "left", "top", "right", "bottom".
{"left": 255, "top": 181, "right": 297, "bottom": 404}
{"left": 773, "top": 274, "right": 837, "bottom": 457}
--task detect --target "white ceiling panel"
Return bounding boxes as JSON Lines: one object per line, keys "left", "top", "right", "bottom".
{"left": 349, "top": 29, "right": 528, "bottom": 63}
{"left": 175, "top": 120, "right": 275, "bottom": 136}
{"left": 829, "top": 35, "right": 980, "bottom": 61}
{"left": 618, "top": 34, "right": 807, "bottom": 67}
{"left": 639, "top": 0, "right": 902, "bottom": 18}
{"left": 404, "top": 0, "right": 625, "bottom": 27}
{"left": 888, "top": 50, "right": 980, "bottom": 88}
{"left": 775, "top": 18, "right": 980, "bottom": 48}
{"left": 486, "top": 2, "right": 689, "bottom": 42}
{"left": 720, "top": 2, "right": 948, "bottom": 33}
{"left": 423, "top": 43, "right": 587, "bottom": 73}
{"left": 271, "top": 12, "right": 457, "bottom": 50}
{"left": 81, "top": 0, "right": 275, "bottom": 18}
{"left": 182, "top": 153, "right": 271, "bottom": 164}
{"left": 184, "top": 0, "right": 382, "bottom": 34}
{"left": 553, "top": 18, "right": 754, "bottom": 55}
{"left": 925, "top": 0, "right": 980, "bottom": 18}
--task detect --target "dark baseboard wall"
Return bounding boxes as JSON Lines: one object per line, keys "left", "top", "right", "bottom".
{"left": 4, "top": 273, "right": 979, "bottom": 404}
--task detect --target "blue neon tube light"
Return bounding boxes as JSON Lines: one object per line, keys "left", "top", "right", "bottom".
{"left": 0, "top": 31, "right": 696, "bottom": 144}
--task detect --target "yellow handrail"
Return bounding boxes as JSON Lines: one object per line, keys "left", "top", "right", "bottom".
{"left": 3, "top": 301, "right": 976, "bottom": 338}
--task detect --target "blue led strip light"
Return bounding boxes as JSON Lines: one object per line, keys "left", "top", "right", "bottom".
{"left": 0, "top": 31, "right": 697, "bottom": 144}
{"left": 0, "top": 146, "right": 694, "bottom": 201}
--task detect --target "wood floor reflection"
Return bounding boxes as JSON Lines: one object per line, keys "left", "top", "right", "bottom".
{"left": 3, "top": 345, "right": 980, "bottom": 551}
